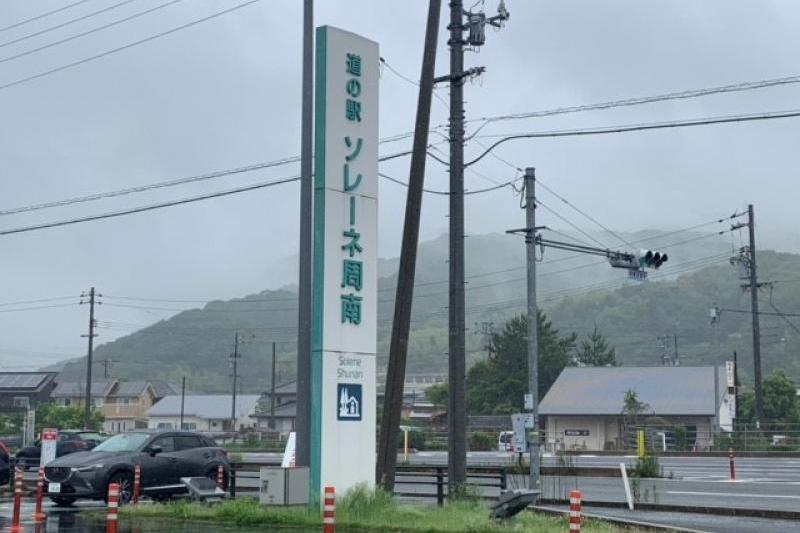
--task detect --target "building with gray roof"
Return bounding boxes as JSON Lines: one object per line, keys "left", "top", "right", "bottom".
{"left": 0, "top": 372, "right": 57, "bottom": 412}
{"left": 146, "top": 394, "right": 260, "bottom": 433}
{"left": 539, "top": 366, "right": 733, "bottom": 452}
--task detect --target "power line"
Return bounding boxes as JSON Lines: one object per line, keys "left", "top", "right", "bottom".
{"left": 0, "top": 0, "right": 94, "bottom": 33}
{"left": 536, "top": 199, "right": 609, "bottom": 248}
{"left": 0, "top": 295, "right": 76, "bottom": 307}
{"left": 0, "top": 174, "right": 300, "bottom": 236}
{"left": 537, "top": 178, "right": 632, "bottom": 247}
{"left": 0, "top": 0, "right": 184, "bottom": 65}
{"left": 0, "top": 158, "right": 301, "bottom": 216}
{"left": 0, "top": 0, "right": 262, "bottom": 92}
{"left": 0, "top": 302, "right": 78, "bottom": 313}
{"left": 466, "top": 73, "right": 800, "bottom": 132}
{"left": 466, "top": 109, "right": 800, "bottom": 167}
{"left": 0, "top": 0, "right": 143, "bottom": 50}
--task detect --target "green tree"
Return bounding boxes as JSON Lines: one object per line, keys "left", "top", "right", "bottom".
{"left": 575, "top": 326, "right": 617, "bottom": 367}
{"left": 739, "top": 370, "right": 800, "bottom": 424}
{"left": 466, "top": 313, "right": 576, "bottom": 414}
{"left": 35, "top": 403, "right": 104, "bottom": 432}
{"left": 425, "top": 382, "right": 448, "bottom": 408}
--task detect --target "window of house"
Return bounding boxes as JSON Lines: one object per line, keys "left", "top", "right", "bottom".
{"left": 157, "top": 422, "right": 173, "bottom": 429}
{"left": 13, "top": 397, "right": 29, "bottom": 408}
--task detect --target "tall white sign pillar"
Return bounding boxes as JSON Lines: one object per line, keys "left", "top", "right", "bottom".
{"left": 311, "top": 26, "right": 379, "bottom": 503}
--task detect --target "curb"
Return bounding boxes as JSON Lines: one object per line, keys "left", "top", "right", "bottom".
{"left": 538, "top": 498, "right": 800, "bottom": 521}
{"left": 532, "top": 505, "right": 710, "bottom": 533}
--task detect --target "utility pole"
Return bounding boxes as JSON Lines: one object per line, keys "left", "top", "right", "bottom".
{"left": 295, "top": 0, "right": 314, "bottom": 469}
{"left": 523, "top": 168, "right": 540, "bottom": 494}
{"left": 507, "top": 168, "right": 541, "bottom": 496}
{"left": 270, "top": 341, "right": 277, "bottom": 430}
{"left": 447, "top": 0, "right": 468, "bottom": 492}
{"left": 673, "top": 333, "right": 679, "bottom": 366}
{"left": 376, "top": 0, "right": 441, "bottom": 491}
{"left": 180, "top": 376, "right": 186, "bottom": 430}
{"left": 441, "top": 1, "right": 508, "bottom": 491}
{"left": 230, "top": 331, "right": 241, "bottom": 433}
{"left": 747, "top": 204, "right": 763, "bottom": 426}
{"left": 100, "top": 358, "right": 113, "bottom": 379}
{"left": 731, "top": 204, "right": 763, "bottom": 425}
{"left": 80, "top": 287, "right": 99, "bottom": 429}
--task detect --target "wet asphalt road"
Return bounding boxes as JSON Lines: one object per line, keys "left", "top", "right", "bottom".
{"left": 541, "top": 504, "right": 800, "bottom": 533}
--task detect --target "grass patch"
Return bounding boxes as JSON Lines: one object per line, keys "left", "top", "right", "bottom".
{"left": 123, "top": 486, "right": 641, "bottom": 533}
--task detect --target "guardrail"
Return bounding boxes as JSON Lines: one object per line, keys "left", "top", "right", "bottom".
{"left": 228, "top": 460, "right": 509, "bottom": 505}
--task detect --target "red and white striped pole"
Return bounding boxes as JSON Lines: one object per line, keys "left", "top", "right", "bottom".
{"left": 323, "top": 486, "right": 336, "bottom": 533}
{"left": 569, "top": 489, "right": 582, "bottom": 533}
{"left": 107, "top": 482, "right": 120, "bottom": 533}
{"left": 10, "top": 467, "right": 23, "bottom": 533}
{"left": 729, "top": 448, "right": 736, "bottom": 481}
{"left": 216, "top": 464, "right": 225, "bottom": 490}
{"left": 133, "top": 464, "right": 141, "bottom": 505}
{"left": 33, "top": 465, "right": 46, "bottom": 523}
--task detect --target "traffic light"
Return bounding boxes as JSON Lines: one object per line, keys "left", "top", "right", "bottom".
{"left": 637, "top": 249, "right": 668, "bottom": 269}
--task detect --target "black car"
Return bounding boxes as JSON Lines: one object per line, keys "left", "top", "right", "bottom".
{"left": 16, "top": 430, "right": 107, "bottom": 469}
{"left": 0, "top": 440, "right": 11, "bottom": 485}
{"left": 44, "top": 430, "right": 230, "bottom": 506}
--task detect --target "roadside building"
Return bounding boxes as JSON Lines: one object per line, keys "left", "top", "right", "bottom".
{"left": 539, "top": 366, "right": 733, "bottom": 452}
{"left": 50, "top": 379, "right": 117, "bottom": 410}
{"left": 0, "top": 372, "right": 57, "bottom": 412}
{"left": 101, "top": 381, "right": 157, "bottom": 434}
{"left": 254, "top": 382, "right": 297, "bottom": 437}
{"left": 145, "top": 394, "right": 260, "bottom": 434}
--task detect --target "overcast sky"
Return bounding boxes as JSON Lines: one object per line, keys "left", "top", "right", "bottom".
{"left": 1, "top": 0, "right": 798, "bottom": 371}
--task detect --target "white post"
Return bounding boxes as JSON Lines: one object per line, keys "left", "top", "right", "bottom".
{"left": 403, "top": 428, "right": 409, "bottom": 463}
{"left": 620, "top": 462, "right": 634, "bottom": 511}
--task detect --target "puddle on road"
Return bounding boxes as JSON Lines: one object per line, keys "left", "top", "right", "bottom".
{"left": 0, "top": 512, "right": 326, "bottom": 533}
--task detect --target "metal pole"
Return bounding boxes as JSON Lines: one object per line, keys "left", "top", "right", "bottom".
{"left": 231, "top": 332, "right": 239, "bottom": 433}
{"left": 295, "top": 0, "right": 313, "bottom": 468}
{"left": 376, "top": 0, "right": 441, "bottom": 491}
{"left": 270, "top": 341, "right": 277, "bottom": 430}
{"left": 83, "top": 287, "right": 96, "bottom": 429}
{"left": 524, "top": 168, "right": 540, "bottom": 494}
{"left": 448, "top": 0, "right": 467, "bottom": 491}
{"left": 747, "top": 204, "right": 764, "bottom": 426}
{"left": 180, "top": 376, "right": 185, "bottom": 430}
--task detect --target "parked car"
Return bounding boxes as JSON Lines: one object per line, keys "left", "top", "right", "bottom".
{"left": 0, "top": 440, "right": 11, "bottom": 485}
{"left": 44, "top": 430, "right": 230, "bottom": 506}
{"left": 15, "top": 430, "right": 107, "bottom": 469}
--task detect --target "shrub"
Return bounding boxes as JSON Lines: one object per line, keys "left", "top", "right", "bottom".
{"left": 673, "top": 424, "right": 687, "bottom": 451}
{"left": 468, "top": 431, "right": 495, "bottom": 451}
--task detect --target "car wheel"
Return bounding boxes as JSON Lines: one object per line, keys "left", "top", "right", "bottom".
{"left": 205, "top": 466, "right": 226, "bottom": 490}
{"left": 50, "top": 497, "right": 76, "bottom": 507}
{"left": 106, "top": 471, "right": 134, "bottom": 505}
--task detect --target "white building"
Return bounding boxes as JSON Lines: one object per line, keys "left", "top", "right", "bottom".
{"left": 145, "top": 394, "right": 260, "bottom": 433}
{"left": 539, "top": 366, "right": 734, "bottom": 452}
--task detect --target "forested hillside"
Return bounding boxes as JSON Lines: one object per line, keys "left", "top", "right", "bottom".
{"left": 52, "top": 230, "right": 799, "bottom": 392}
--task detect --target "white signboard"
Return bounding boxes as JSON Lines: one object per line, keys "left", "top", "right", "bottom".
{"left": 725, "top": 361, "right": 735, "bottom": 388}
{"left": 281, "top": 431, "right": 296, "bottom": 468}
{"left": 41, "top": 428, "right": 58, "bottom": 466}
{"left": 311, "top": 26, "right": 378, "bottom": 502}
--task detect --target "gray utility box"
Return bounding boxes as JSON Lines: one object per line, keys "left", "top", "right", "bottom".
{"left": 259, "top": 467, "right": 309, "bottom": 506}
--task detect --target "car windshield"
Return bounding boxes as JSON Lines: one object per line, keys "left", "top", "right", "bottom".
{"left": 92, "top": 433, "right": 150, "bottom": 452}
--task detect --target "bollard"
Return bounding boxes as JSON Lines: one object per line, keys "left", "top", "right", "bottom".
{"left": 10, "top": 467, "right": 23, "bottom": 533}
{"left": 107, "top": 482, "right": 120, "bottom": 533}
{"left": 729, "top": 447, "right": 736, "bottom": 481}
{"left": 133, "top": 464, "right": 141, "bottom": 505}
{"left": 569, "top": 490, "right": 582, "bottom": 533}
{"left": 33, "top": 466, "right": 46, "bottom": 523}
{"left": 216, "top": 464, "right": 225, "bottom": 490}
{"left": 323, "top": 486, "right": 336, "bottom": 533}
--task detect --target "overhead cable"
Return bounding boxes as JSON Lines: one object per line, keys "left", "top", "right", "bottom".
{"left": 466, "top": 109, "right": 800, "bottom": 167}
{"left": 0, "top": 0, "right": 93, "bottom": 33}
{"left": 0, "top": 0, "right": 143, "bottom": 50}
{"left": 0, "top": 0, "right": 184, "bottom": 65}
{"left": 0, "top": 0, "right": 261, "bottom": 92}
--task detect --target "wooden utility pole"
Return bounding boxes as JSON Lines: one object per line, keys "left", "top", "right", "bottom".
{"left": 376, "top": 0, "right": 441, "bottom": 491}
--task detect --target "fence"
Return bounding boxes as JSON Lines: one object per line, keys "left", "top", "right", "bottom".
{"left": 228, "top": 460, "right": 510, "bottom": 504}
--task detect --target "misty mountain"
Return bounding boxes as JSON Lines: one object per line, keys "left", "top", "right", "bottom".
{"left": 52, "top": 230, "right": 799, "bottom": 392}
